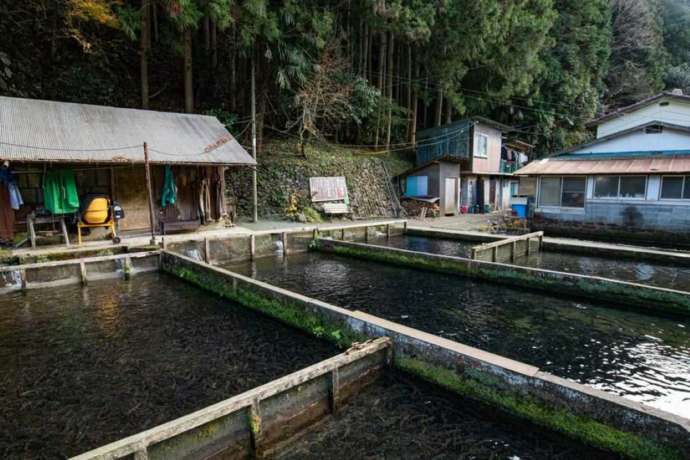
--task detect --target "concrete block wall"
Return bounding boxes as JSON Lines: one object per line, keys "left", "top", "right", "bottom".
{"left": 537, "top": 202, "right": 690, "bottom": 231}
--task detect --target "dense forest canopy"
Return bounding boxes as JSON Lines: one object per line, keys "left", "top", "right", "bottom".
{"left": 1, "top": 0, "right": 689, "bottom": 157}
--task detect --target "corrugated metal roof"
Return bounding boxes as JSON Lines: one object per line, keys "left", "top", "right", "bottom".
{"left": 515, "top": 156, "right": 690, "bottom": 176}
{"left": 0, "top": 96, "right": 256, "bottom": 165}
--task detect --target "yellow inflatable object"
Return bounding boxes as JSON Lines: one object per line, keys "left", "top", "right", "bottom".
{"left": 82, "top": 197, "right": 110, "bottom": 224}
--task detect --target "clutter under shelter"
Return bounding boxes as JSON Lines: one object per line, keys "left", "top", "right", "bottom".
{"left": 0, "top": 96, "right": 255, "bottom": 247}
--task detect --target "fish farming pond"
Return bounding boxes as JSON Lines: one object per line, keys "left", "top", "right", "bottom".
{"left": 277, "top": 371, "right": 618, "bottom": 460}
{"left": 383, "top": 234, "right": 690, "bottom": 291}
{"left": 224, "top": 252, "right": 690, "bottom": 419}
{"left": 0, "top": 272, "right": 337, "bottom": 458}
{"left": 0, "top": 268, "right": 623, "bottom": 460}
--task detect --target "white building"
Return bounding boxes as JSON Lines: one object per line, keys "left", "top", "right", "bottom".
{"left": 515, "top": 90, "right": 690, "bottom": 243}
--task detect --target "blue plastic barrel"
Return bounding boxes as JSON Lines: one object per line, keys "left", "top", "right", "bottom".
{"left": 511, "top": 204, "right": 527, "bottom": 218}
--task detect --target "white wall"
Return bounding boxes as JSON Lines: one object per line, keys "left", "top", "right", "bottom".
{"left": 597, "top": 98, "right": 690, "bottom": 138}
{"left": 571, "top": 128, "right": 690, "bottom": 154}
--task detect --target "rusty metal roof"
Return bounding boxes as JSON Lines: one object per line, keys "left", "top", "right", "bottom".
{"left": 0, "top": 96, "right": 256, "bottom": 166}
{"left": 515, "top": 155, "right": 690, "bottom": 176}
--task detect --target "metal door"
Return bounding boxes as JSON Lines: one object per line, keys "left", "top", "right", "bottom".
{"left": 444, "top": 178, "right": 458, "bottom": 215}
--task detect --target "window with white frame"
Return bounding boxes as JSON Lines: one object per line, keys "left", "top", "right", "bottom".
{"left": 475, "top": 134, "right": 488, "bottom": 158}
{"left": 594, "top": 176, "right": 646, "bottom": 199}
{"left": 660, "top": 176, "right": 690, "bottom": 199}
{"left": 538, "top": 176, "right": 586, "bottom": 208}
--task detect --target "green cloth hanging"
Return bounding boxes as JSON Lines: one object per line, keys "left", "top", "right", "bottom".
{"left": 43, "top": 169, "right": 79, "bottom": 214}
{"left": 161, "top": 165, "right": 177, "bottom": 208}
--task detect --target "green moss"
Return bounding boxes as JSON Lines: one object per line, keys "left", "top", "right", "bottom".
{"left": 314, "top": 241, "right": 690, "bottom": 317}
{"left": 397, "top": 357, "right": 684, "bottom": 460}
{"left": 169, "top": 264, "right": 366, "bottom": 349}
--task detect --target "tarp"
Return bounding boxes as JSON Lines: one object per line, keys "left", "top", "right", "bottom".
{"left": 161, "top": 165, "right": 177, "bottom": 207}
{"left": 43, "top": 169, "right": 79, "bottom": 214}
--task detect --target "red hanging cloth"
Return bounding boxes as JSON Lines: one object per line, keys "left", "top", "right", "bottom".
{"left": 0, "top": 185, "right": 15, "bottom": 242}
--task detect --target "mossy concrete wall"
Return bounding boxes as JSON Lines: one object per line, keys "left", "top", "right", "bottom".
{"left": 0, "top": 252, "right": 159, "bottom": 293}
{"left": 73, "top": 330, "right": 390, "bottom": 460}
{"left": 160, "top": 251, "right": 690, "bottom": 460}
{"left": 317, "top": 239, "right": 690, "bottom": 318}
{"left": 164, "top": 221, "right": 406, "bottom": 265}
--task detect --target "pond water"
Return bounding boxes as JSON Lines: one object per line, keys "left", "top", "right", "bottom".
{"left": 277, "top": 371, "right": 619, "bottom": 460}
{"left": 382, "top": 235, "right": 690, "bottom": 291}
{"left": 225, "top": 252, "right": 690, "bottom": 419}
{"left": 0, "top": 273, "right": 336, "bottom": 459}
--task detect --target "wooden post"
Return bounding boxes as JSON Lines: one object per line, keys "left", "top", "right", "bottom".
{"left": 28, "top": 217, "right": 36, "bottom": 249}
{"left": 329, "top": 368, "right": 340, "bottom": 414}
{"left": 143, "top": 142, "right": 156, "bottom": 245}
{"left": 403, "top": 220, "right": 408, "bottom": 233}
{"left": 133, "top": 449, "right": 149, "bottom": 460}
{"left": 204, "top": 237, "right": 210, "bottom": 263}
{"left": 249, "top": 400, "right": 262, "bottom": 455}
{"left": 340, "top": 228, "right": 345, "bottom": 240}
{"left": 526, "top": 237, "right": 531, "bottom": 256}
{"left": 250, "top": 57, "right": 259, "bottom": 223}
{"left": 364, "top": 226, "right": 369, "bottom": 243}
{"left": 249, "top": 234, "right": 256, "bottom": 260}
{"left": 492, "top": 246, "right": 497, "bottom": 262}
{"left": 386, "top": 224, "right": 391, "bottom": 240}
{"left": 539, "top": 233, "right": 544, "bottom": 250}
{"left": 511, "top": 241, "right": 517, "bottom": 263}
{"left": 124, "top": 256, "right": 132, "bottom": 280}
{"left": 79, "top": 261, "right": 87, "bottom": 285}
{"left": 20, "top": 269, "right": 27, "bottom": 290}
{"left": 281, "top": 232, "right": 288, "bottom": 257}
{"left": 60, "top": 218, "right": 70, "bottom": 247}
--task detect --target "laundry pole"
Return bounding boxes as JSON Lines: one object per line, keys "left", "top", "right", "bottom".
{"left": 143, "top": 142, "right": 156, "bottom": 245}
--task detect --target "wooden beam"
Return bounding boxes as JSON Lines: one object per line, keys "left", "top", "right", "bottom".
{"left": 71, "top": 338, "right": 391, "bottom": 460}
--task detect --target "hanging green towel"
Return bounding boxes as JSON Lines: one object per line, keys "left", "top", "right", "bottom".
{"left": 43, "top": 169, "right": 79, "bottom": 214}
{"left": 161, "top": 165, "right": 177, "bottom": 207}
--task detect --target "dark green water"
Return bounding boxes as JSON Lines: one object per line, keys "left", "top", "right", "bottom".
{"left": 225, "top": 252, "right": 690, "bottom": 419}
{"left": 383, "top": 235, "right": 690, "bottom": 291}
{"left": 277, "top": 370, "right": 618, "bottom": 460}
{"left": 0, "top": 273, "right": 336, "bottom": 459}
{"left": 0, "top": 273, "right": 620, "bottom": 460}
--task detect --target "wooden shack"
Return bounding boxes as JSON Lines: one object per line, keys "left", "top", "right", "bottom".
{"left": 0, "top": 97, "right": 255, "bottom": 242}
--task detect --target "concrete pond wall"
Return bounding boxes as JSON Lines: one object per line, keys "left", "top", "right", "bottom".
{"left": 0, "top": 252, "right": 160, "bottom": 293}
{"left": 165, "top": 221, "right": 407, "bottom": 265}
{"left": 160, "top": 251, "right": 690, "bottom": 460}
{"left": 72, "top": 338, "right": 391, "bottom": 460}
{"left": 315, "top": 239, "right": 690, "bottom": 318}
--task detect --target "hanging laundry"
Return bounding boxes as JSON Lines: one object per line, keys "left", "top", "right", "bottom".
{"left": 161, "top": 165, "right": 177, "bottom": 208}
{"left": 0, "top": 167, "right": 23, "bottom": 210}
{"left": 43, "top": 169, "right": 79, "bottom": 214}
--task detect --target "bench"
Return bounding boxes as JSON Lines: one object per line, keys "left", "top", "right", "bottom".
{"left": 27, "top": 213, "right": 70, "bottom": 248}
{"left": 159, "top": 206, "right": 201, "bottom": 235}
{"left": 322, "top": 202, "right": 350, "bottom": 215}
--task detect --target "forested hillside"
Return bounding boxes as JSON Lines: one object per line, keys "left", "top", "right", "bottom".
{"left": 1, "top": 0, "right": 690, "bottom": 157}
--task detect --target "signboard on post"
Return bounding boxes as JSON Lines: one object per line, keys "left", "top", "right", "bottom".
{"left": 309, "top": 176, "right": 348, "bottom": 202}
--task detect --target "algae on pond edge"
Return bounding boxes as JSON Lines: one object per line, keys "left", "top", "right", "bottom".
{"left": 170, "top": 265, "right": 366, "bottom": 349}
{"left": 313, "top": 239, "right": 690, "bottom": 318}
{"left": 396, "top": 357, "right": 684, "bottom": 460}
{"left": 165, "top": 255, "right": 688, "bottom": 460}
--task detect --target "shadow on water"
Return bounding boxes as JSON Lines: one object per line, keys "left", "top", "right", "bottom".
{"left": 224, "top": 252, "right": 690, "bottom": 419}
{"left": 383, "top": 235, "right": 690, "bottom": 291}
{"left": 0, "top": 273, "right": 336, "bottom": 458}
